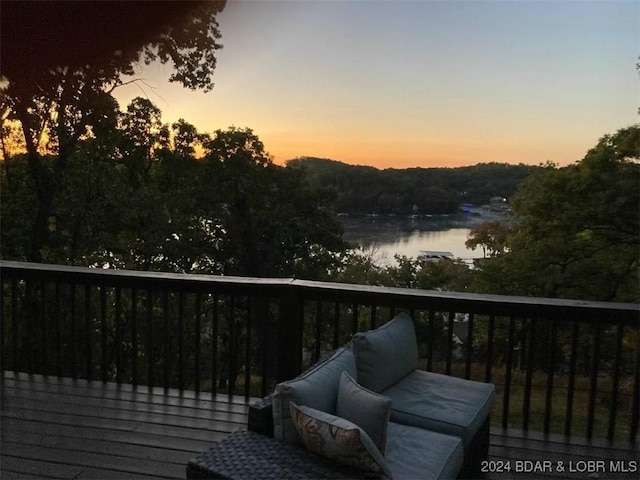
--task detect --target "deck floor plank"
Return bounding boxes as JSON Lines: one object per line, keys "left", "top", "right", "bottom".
{"left": 2, "top": 374, "right": 250, "bottom": 413}
{"left": 2, "top": 417, "right": 219, "bottom": 452}
{"left": 1, "top": 395, "right": 244, "bottom": 432}
{"left": 2, "top": 372, "right": 638, "bottom": 479}
{"left": 489, "top": 429, "right": 638, "bottom": 480}
{"left": 2, "top": 372, "right": 253, "bottom": 479}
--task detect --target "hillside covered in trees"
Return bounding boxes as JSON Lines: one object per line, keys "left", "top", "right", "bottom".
{"left": 287, "top": 157, "right": 541, "bottom": 215}
{"left": 334, "top": 125, "right": 639, "bottom": 303}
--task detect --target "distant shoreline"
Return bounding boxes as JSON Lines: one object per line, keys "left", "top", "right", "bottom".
{"left": 339, "top": 208, "right": 514, "bottom": 230}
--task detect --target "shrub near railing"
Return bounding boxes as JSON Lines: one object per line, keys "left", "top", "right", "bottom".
{"left": 1, "top": 261, "right": 638, "bottom": 445}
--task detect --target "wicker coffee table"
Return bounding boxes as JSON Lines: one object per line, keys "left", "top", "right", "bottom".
{"left": 186, "top": 429, "right": 381, "bottom": 479}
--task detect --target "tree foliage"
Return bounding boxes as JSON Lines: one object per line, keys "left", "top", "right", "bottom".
{"left": 1, "top": 1, "right": 225, "bottom": 94}
{"left": 288, "top": 157, "right": 540, "bottom": 215}
{"left": 1, "top": 1, "right": 225, "bottom": 262}
{"left": 465, "top": 221, "right": 509, "bottom": 258}
{"left": 471, "top": 126, "right": 639, "bottom": 302}
{"left": 197, "top": 127, "right": 348, "bottom": 277}
{"left": 0, "top": 99, "right": 349, "bottom": 277}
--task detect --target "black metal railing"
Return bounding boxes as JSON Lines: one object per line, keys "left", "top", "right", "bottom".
{"left": 1, "top": 260, "right": 638, "bottom": 445}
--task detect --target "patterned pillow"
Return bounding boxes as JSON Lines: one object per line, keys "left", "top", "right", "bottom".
{"left": 289, "top": 402, "right": 393, "bottom": 479}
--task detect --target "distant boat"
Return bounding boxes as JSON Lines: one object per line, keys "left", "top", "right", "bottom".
{"left": 418, "top": 250, "right": 454, "bottom": 260}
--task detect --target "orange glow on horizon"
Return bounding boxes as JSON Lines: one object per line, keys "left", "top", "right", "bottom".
{"left": 265, "top": 135, "right": 581, "bottom": 170}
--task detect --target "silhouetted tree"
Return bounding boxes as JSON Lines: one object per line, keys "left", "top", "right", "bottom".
{"left": 1, "top": 1, "right": 226, "bottom": 262}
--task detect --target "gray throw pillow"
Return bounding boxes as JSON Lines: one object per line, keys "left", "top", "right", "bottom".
{"left": 337, "top": 372, "right": 392, "bottom": 454}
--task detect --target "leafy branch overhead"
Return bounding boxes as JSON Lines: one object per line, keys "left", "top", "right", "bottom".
{"left": 1, "top": 1, "right": 226, "bottom": 94}
{"left": 0, "top": 1, "right": 226, "bottom": 262}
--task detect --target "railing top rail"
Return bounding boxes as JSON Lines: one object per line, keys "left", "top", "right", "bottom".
{"left": 2, "top": 261, "right": 638, "bottom": 321}
{"left": 0, "top": 260, "right": 293, "bottom": 292}
{"left": 290, "top": 278, "right": 640, "bottom": 314}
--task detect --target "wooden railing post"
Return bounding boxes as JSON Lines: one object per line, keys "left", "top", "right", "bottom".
{"left": 276, "top": 282, "right": 303, "bottom": 383}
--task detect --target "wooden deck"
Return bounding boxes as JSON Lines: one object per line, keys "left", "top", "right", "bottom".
{"left": 2, "top": 372, "right": 637, "bottom": 480}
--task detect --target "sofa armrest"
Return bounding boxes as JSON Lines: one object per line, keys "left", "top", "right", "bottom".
{"left": 248, "top": 396, "right": 274, "bottom": 437}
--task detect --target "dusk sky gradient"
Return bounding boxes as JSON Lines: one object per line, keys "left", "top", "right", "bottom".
{"left": 114, "top": 0, "right": 639, "bottom": 169}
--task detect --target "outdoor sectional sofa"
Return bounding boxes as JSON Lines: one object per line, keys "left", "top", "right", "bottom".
{"left": 187, "top": 313, "right": 496, "bottom": 479}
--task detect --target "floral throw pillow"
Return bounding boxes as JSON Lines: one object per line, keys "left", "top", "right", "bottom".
{"left": 289, "top": 402, "right": 393, "bottom": 479}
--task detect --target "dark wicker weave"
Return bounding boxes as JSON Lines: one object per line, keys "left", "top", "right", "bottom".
{"left": 186, "top": 430, "right": 382, "bottom": 480}
{"left": 247, "top": 396, "right": 273, "bottom": 437}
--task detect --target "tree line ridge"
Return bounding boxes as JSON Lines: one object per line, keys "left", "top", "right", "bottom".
{"left": 287, "top": 157, "right": 541, "bottom": 215}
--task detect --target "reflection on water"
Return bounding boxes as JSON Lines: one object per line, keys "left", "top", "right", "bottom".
{"left": 341, "top": 216, "right": 481, "bottom": 265}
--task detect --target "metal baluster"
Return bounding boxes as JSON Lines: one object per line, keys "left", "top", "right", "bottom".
{"left": 131, "top": 288, "right": 138, "bottom": 386}
{"left": 445, "top": 312, "right": 454, "bottom": 375}
{"left": 0, "top": 277, "right": 5, "bottom": 372}
{"left": 212, "top": 293, "right": 219, "bottom": 397}
{"left": 41, "top": 281, "right": 49, "bottom": 375}
{"left": 630, "top": 336, "right": 639, "bottom": 445}
{"left": 523, "top": 318, "right": 536, "bottom": 431}
{"left": 163, "top": 291, "right": 170, "bottom": 389}
{"left": 370, "top": 304, "right": 377, "bottom": 329}
{"left": 100, "top": 286, "right": 107, "bottom": 382}
{"left": 228, "top": 296, "right": 237, "bottom": 397}
{"left": 195, "top": 292, "right": 202, "bottom": 394}
{"left": 426, "top": 310, "right": 434, "bottom": 372}
{"left": 71, "top": 283, "right": 77, "bottom": 379}
{"left": 115, "top": 286, "right": 121, "bottom": 384}
{"left": 314, "top": 300, "right": 322, "bottom": 363}
{"left": 11, "top": 277, "right": 19, "bottom": 373}
{"left": 484, "top": 315, "right": 495, "bottom": 383}
{"left": 260, "top": 298, "right": 269, "bottom": 397}
{"left": 332, "top": 303, "right": 340, "bottom": 350}
{"left": 178, "top": 291, "right": 185, "bottom": 391}
{"left": 502, "top": 316, "right": 516, "bottom": 429}
{"left": 607, "top": 321, "right": 624, "bottom": 442}
{"left": 586, "top": 321, "right": 602, "bottom": 440}
{"left": 84, "top": 284, "right": 92, "bottom": 381}
{"left": 25, "top": 279, "right": 33, "bottom": 374}
{"left": 465, "top": 313, "right": 474, "bottom": 380}
{"left": 244, "top": 298, "right": 252, "bottom": 399}
{"left": 146, "top": 290, "right": 154, "bottom": 389}
{"left": 543, "top": 318, "right": 558, "bottom": 435}
{"left": 351, "top": 303, "right": 359, "bottom": 336}
{"left": 564, "top": 318, "right": 579, "bottom": 437}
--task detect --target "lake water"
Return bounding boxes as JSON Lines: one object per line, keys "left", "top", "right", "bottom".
{"left": 341, "top": 216, "right": 482, "bottom": 265}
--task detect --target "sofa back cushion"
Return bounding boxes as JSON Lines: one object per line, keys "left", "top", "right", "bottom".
{"left": 352, "top": 313, "right": 418, "bottom": 393}
{"left": 272, "top": 347, "right": 356, "bottom": 443}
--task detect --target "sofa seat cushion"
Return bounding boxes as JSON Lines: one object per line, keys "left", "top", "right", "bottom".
{"left": 383, "top": 370, "right": 495, "bottom": 447}
{"left": 352, "top": 313, "right": 418, "bottom": 393}
{"left": 273, "top": 347, "right": 356, "bottom": 443}
{"left": 385, "top": 422, "right": 463, "bottom": 480}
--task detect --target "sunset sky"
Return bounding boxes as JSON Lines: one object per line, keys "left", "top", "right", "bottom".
{"left": 114, "top": 0, "right": 639, "bottom": 169}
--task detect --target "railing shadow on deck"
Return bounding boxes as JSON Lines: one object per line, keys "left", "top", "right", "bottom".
{"left": 1, "top": 260, "right": 638, "bottom": 447}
